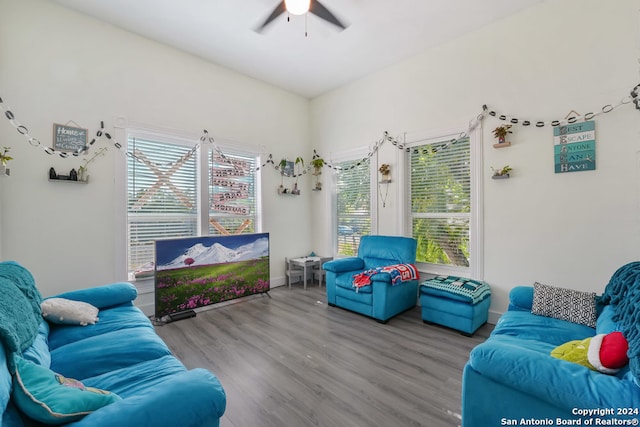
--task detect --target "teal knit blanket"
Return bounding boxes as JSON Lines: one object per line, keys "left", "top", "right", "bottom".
{"left": 600, "top": 261, "right": 640, "bottom": 384}
{"left": 421, "top": 275, "right": 491, "bottom": 304}
{"left": 0, "top": 261, "right": 42, "bottom": 373}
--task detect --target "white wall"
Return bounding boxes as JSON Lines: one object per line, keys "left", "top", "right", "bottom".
{"left": 310, "top": 0, "right": 640, "bottom": 317}
{"left": 2, "top": 0, "right": 640, "bottom": 320}
{"left": 0, "top": 0, "right": 312, "bottom": 297}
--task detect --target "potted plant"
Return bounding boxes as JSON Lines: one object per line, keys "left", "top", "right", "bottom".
{"left": 378, "top": 163, "right": 391, "bottom": 181}
{"left": 78, "top": 147, "right": 107, "bottom": 182}
{"left": 311, "top": 157, "right": 324, "bottom": 190}
{"left": 292, "top": 157, "right": 304, "bottom": 195}
{"left": 311, "top": 157, "right": 324, "bottom": 174}
{"left": 294, "top": 156, "right": 304, "bottom": 177}
{"left": 278, "top": 158, "right": 288, "bottom": 174}
{"left": 491, "top": 165, "right": 513, "bottom": 179}
{"left": 0, "top": 147, "right": 13, "bottom": 176}
{"left": 493, "top": 125, "right": 512, "bottom": 147}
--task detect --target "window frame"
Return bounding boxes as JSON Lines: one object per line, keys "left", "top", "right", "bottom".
{"left": 114, "top": 122, "right": 262, "bottom": 287}
{"left": 403, "top": 124, "right": 483, "bottom": 279}
{"left": 331, "top": 148, "right": 378, "bottom": 257}
{"left": 126, "top": 131, "right": 201, "bottom": 278}
{"left": 207, "top": 143, "right": 262, "bottom": 238}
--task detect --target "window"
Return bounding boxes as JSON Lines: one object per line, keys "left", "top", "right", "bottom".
{"left": 408, "top": 129, "right": 481, "bottom": 276}
{"left": 335, "top": 158, "right": 371, "bottom": 256}
{"left": 126, "top": 131, "right": 260, "bottom": 279}
{"left": 209, "top": 153, "right": 259, "bottom": 235}
{"left": 127, "top": 136, "right": 198, "bottom": 276}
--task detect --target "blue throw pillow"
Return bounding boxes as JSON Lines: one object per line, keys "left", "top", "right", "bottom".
{"left": 12, "top": 357, "right": 121, "bottom": 424}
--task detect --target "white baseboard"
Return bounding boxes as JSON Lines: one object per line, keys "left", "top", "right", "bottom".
{"left": 488, "top": 310, "right": 501, "bottom": 325}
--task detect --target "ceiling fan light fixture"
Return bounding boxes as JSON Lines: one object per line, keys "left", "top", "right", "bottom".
{"left": 284, "top": 0, "right": 311, "bottom": 15}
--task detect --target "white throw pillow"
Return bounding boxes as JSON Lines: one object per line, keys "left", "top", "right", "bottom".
{"left": 41, "top": 298, "right": 99, "bottom": 326}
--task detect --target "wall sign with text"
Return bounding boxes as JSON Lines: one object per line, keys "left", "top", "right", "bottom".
{"left": 554, "top": 121, "right": 596, "bottom": 174}
{"left": 53, "top": 123, "right": 88, "bottom": 152}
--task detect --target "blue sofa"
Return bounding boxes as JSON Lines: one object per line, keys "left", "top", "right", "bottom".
{"left": 462, "top": 262, "right": 640, "bottom": 426}
{"left": 323, "top": 235, "right": 419, "bottom": 323}
{"left": 0, "top": 261, "right": 226, "bottom": 426}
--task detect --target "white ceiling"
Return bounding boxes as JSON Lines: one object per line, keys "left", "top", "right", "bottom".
{"left": 50, "top": 0, "right": 543, "bottom": 99}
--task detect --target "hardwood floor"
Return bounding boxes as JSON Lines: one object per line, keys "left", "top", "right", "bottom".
{"left": 155, "top": 285, "right": 493, "bottom": 427}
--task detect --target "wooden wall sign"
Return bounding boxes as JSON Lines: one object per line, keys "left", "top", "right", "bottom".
{"left": 554, "top": 121, "right": 596, "bottom": 173}
{"left": 53, "top": 123, "right": 88, "bottom": 152}
{"left": 210, "top": 155, "right": 250, "bottom": 216}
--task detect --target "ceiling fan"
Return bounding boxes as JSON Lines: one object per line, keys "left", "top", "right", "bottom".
{"left": 255, "top": 0, "right": 348, "bottom": 33}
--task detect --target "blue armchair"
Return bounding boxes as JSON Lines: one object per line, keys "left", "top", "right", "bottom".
{"left": 323, "top": 235, "right": 419, "bottom": 323}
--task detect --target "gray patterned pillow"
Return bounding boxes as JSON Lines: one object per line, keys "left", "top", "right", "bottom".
{"left": 531, "top": 282, "right": 597, "bottom": 328}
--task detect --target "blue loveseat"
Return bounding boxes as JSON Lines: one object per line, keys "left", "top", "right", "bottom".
{"left": 0, "top": 261, "right": 226, "bottom": 426}
{"left": 462, "top": 262, "right": 640, "bottom": 426}
{"left": 323, "top": 235, "right": 419, "bottom": 323}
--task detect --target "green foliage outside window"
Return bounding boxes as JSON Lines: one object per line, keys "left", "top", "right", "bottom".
{"left": 336, "top": 159, "right": 371, "bottom": 256}
{"left": 411, "top": 138, "right": 471, "bottom": 267}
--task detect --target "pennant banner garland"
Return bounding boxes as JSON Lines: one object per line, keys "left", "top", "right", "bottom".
{"left": 0, "top": 81, "right": 638, "bottom": 180}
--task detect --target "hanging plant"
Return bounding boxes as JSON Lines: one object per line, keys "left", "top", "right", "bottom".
{"left": 311, "top": 157, "right": 324, "bottom": 190}
{"left": 378, "top": 163, "right": 391, "bottom": 180}
{"left": 78, "top": 147, "right": 107, "bottom": 182}
{"left": 278, "top": 158, "right": 288, "bottom": 173}
{"left": 294, "top": 156, "right": 304, "bottom": 182}
{"left": 311, "top": 157, "right": 324, "bottom": 173}
{"left": 293, "top": 157, "right": 304, "bottom": 194}
{"left": 0, "top": 147, "right": 13, "bottom": 166}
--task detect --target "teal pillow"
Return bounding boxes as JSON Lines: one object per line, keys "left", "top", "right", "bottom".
{"left": 12, "top": 357, "right": 121, "bottom": 424}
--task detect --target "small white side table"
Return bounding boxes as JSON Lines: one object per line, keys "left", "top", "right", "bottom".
{"left": 289, "top": 256, "right": 321, "bottom": 290}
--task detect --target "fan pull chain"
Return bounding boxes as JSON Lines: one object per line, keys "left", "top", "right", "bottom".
{"left": 305, "top": 13, "right": 308, "bottom": 37}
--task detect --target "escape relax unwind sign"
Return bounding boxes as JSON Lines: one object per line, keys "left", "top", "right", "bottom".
{"left": 553, "top": 121, "right": 596, "bottom": 173}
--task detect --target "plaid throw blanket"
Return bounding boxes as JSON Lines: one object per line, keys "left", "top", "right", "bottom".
{"left": 352, "top": 264, "right": 420, "bottom": 291}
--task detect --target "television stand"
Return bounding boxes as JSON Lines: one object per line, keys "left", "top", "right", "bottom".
{"left": 168, "top": 310, "right": 197, "bottom": 322}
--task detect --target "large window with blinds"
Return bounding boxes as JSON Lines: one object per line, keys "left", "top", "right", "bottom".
{"left": 409, "top": 136, "right": 476, "bottom": 272}
{"left": 335, "top": 159, "right": 371, "bottom": 256}
{"left": 209, "top": 153, "right": 258, "bottom": 235}
{"left": 127, "top": 132, "right": 260, "bottom": 279}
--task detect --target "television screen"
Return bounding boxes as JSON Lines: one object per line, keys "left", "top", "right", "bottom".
{"left": 154, "top": 233, "right": 269, "bottom": 319}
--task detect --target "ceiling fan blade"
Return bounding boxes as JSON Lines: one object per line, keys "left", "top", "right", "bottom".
{"left": 309, "top": 0, "right": 348, "bottom": 30}
{"left": 255, "top": 1, "right": 287, "bottom": 33}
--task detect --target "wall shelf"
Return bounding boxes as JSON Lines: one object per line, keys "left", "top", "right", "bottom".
{"left": 49, "top": 177, "right": 89, "bottom": 184}
{"left": 493, "top": 142, "right": 511, "bottom": 149}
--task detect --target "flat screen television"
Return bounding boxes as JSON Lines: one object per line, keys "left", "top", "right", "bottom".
{"left": 154, "top": 233, "right": 269, "bottom": 319}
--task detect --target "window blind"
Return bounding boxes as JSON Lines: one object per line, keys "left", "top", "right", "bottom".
{"left": 127, "top": 137, "right": 198, "bottom": 273}
{"left": 209, "top": 153, "right": 258, "bottom": 235}
{"left": 410, "top": 137, "right": 471, "bottom": 267}
{"left": 336, "top": 159, "right": 371, "bottom": 256}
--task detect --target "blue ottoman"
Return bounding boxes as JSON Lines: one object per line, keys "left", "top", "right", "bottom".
{"left": 420, "top": 276, "right": 491, "bottom": 336}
